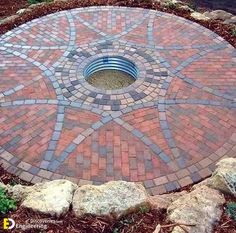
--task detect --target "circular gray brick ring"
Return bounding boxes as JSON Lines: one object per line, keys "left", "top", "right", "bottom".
{"left": 0, "top": 6, "right": 235, "bottom": 195}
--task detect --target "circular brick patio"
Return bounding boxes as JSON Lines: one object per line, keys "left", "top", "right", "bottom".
{"left": 0, "top": 6, "right": 236, "bottom": 195}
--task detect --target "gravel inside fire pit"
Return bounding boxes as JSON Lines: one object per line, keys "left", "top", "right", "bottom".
{"left": 87, "top": 70, "right": 135, "bottom": 90}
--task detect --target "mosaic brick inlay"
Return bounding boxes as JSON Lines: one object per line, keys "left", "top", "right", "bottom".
{"left": 0, "top": 6, "right": 236, "bottom": 195}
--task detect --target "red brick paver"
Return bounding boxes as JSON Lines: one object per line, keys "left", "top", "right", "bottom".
{"left": 0, "top": 6, "right": 235, "bottom": 194}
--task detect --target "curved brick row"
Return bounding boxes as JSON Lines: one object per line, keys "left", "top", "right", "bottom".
{"left": 0, "top": 6, "right": 235, "bottom": 195}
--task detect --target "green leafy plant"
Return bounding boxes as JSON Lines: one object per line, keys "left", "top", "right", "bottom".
{"left": 28, "top": 0, "right": 53, "bottom": 5}
{"left": 164, "top": 1, "right": 177, "bottom": 10}
{"left": 112, "top": 228, "right": 119, "bottom": 233}
{"left": 226, "top": 202, "right": 236, "bottom": 221}
{"left": 232, "top": 27, "right": 236, "bottom": 37}
{"left": 138, "top": 205, "right": 150, "bottom": 214}
{"left": 0, "top": 187, "right": 17, "bottom": 215}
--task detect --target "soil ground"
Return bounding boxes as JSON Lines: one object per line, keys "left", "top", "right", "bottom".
{"left": 0, "top": 0, "right": 28, "bottom": 19}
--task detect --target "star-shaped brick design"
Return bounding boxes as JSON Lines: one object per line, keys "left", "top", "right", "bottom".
{"left": 0, "top": 6, "right": 236, "bottom": 195}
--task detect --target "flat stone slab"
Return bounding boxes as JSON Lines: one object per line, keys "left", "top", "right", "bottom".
{"left": 0, "top": 6, "right": 236, "bottom": 195}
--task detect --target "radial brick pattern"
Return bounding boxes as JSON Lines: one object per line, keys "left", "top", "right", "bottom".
{"left": 0, "top": 7, "right": 236, "bottom": 194}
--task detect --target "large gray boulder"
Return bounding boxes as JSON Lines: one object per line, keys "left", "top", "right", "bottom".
{"left": 203, "top": 10, "right": 233, "bottom": 20}
{"left": 224, "top": 16, "right": 236, "bottom": 25}
{"left": 179, "top": 5, "right": 194, "bottom": 12}
{"left": 167, "top": 185, "right": 225, "bottom": 233}
{"left": 191, "top": 12, "right": 210, "bottom": 21}
{"left": 2, "top": 182, "right": 35, "bottom": 202}
{"left": 21, "top": 180, "right": 78, "bottom": 217}
{"left": 0, "top": 15, "right": 19, "bottom": 25}
{"left": 208, "top": 158, "right": 236, "bottom": 196}
{"left": 5, "top": 184, "right": 33, "bottom": 202}
{"left": 149, "top": 191, "right": 187, "bottom": 209}
{"left": 72, "top": 181, "right": 149, "bottom": 218}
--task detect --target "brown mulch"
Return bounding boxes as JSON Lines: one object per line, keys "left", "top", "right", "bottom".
{"left": 213, "top": 193, "right": 236, "bottom": 233}
{"left": 0, "top": 207, "right": 173, "bottom": 233}
{"left": 0, "top": 0, "right": 29, "bottom": 19}
{"left": 0, "top": 0, "right": 235, "bottom": 48}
